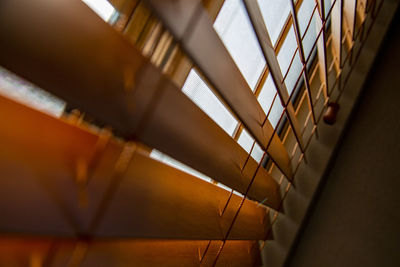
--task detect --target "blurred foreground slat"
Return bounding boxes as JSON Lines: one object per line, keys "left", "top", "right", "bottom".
{"left": 0, "top": 237, "right": 261, "bottom": 267}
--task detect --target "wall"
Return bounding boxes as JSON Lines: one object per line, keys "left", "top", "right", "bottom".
{"left": 285, "top": 7, "right": 400, "bottom": 267}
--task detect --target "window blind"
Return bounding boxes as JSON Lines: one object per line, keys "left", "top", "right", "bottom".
{"left": 0, "top": 0, "right": 380, "bottom": 265}
{"left": 0, "top": 95, "right": 270, "bottom": 240}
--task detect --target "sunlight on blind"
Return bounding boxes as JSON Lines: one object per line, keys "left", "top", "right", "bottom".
{"left": 214, "top": 0, "right": 265, "bottom": 90}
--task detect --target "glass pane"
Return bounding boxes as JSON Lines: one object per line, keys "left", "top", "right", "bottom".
{"left": 268, "top": 96, "right": 284, "bottom": 128}
{"left": 297, "top": 0, "right": 317, "bottom": 60}
{"left": 257, "top": 0, "right": 291, "bottom": 45}
{"left": 237, "top": 130, "right": 264, "bottom": 163}
{"left": 284, "top": 52, "right": 302, "bottom": 94}
{"left": 237, "top": 129, "right": 253, "bottom": 153}
{"left": 258, "top": 75, "right": 277, "bottom": 115}
{"left": 214, "top": 0, "right": 265, "bottom": 90}
{"left": 302, "top": 14, "right": 317, "bottom": 59}
{"left": 297, "top": 0, "right": 315, "bottom": 36}
{"left": 81, "top": 0, "right": 115, "bottom": 21}
{"left": 324, "top": 0, "right": 332, "bottom": 19}
{"left": 150, "top": 149, "right": 212, "bottom": 182}
{"left": 182, "top": 69, "right": 238, "bottom": 136}
{"left": 251, "top": 142, "right": 264, "bottom": 163}
{"left": 0, "top": 66, "right": 65, "bottom": 117}
{"left": 277, "top": 26, "right": 297, "bottom": 76}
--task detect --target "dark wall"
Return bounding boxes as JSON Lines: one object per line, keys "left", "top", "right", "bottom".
{"left": 285, "top": 8, "right": 400, "bottom": 267}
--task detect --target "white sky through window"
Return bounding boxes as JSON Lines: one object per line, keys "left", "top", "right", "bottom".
{"left": 214, "top": 0, "right": 265, "bottom": 90}
{"left": 257, "top": 0, "right": 291, "bottom": 46}
{"left": 0, "top": 67, "right": 65, "bottom": 117}
{"left": 182, "top": 69, "right": 238, "bottom": 136}
{"left": 81, "top": 0, "right": 115, "bottom": 21}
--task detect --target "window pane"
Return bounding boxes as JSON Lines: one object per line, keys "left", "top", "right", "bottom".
{"left": 214, "top": 0, "right": 265, "bottom": 90}
{"left": 277, "top": 26, "right": 297, "bottom": 75}
{"left": 324, "top": 0, "right": 332, "bottom": 19}
{"left": 297, "top": 0, "right": 315, "bottom": 36}
{"left": 277, "top": 25, "right": 302, "bottom": 95}
{"left": 237, "top": 130, "right": 264, "bottom": 163}
{"left": 81, "top": 0, "right": 115, "bottom": 21}
{"left": 182, "top": 69, "right": 238, "bottom": 136}
{"left": 150, "top": 149, "right": 212, "bottom": 183}
{"left": 0, "top": 66, "right": 65, "bottom": 117}
{"left": 268, "top": 96, "right": 284, "bottom": 128}
{"left": 284, "top": 52, "right": 302, "bottom": 94}
{"left": 257, "top": 0, "right": 291, "bottom": 45}
{"left": 251, "top": 142, "right": 264, "bottom": 163}
{"left": 302, "top": 14, "right": 317, "bottom": 59}
{"left": 297, "top": 0, "right": 318, "bottom": 59}
{"left": 258, "top": 75, "right": 277, "bottom": 115}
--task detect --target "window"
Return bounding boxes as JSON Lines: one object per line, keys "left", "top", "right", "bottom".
{"left": 0, "top": 0, "right": 382, "bottom": 266}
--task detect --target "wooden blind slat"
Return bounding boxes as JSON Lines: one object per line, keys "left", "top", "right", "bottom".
{"left": 0, "top": 238, "right": 261, "bottom": 267}
{"left": 0, "top": 0, "right": 281, "bottom": 208}
{"left": 0, "top": 95, "right": 270, "bottom": 240}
